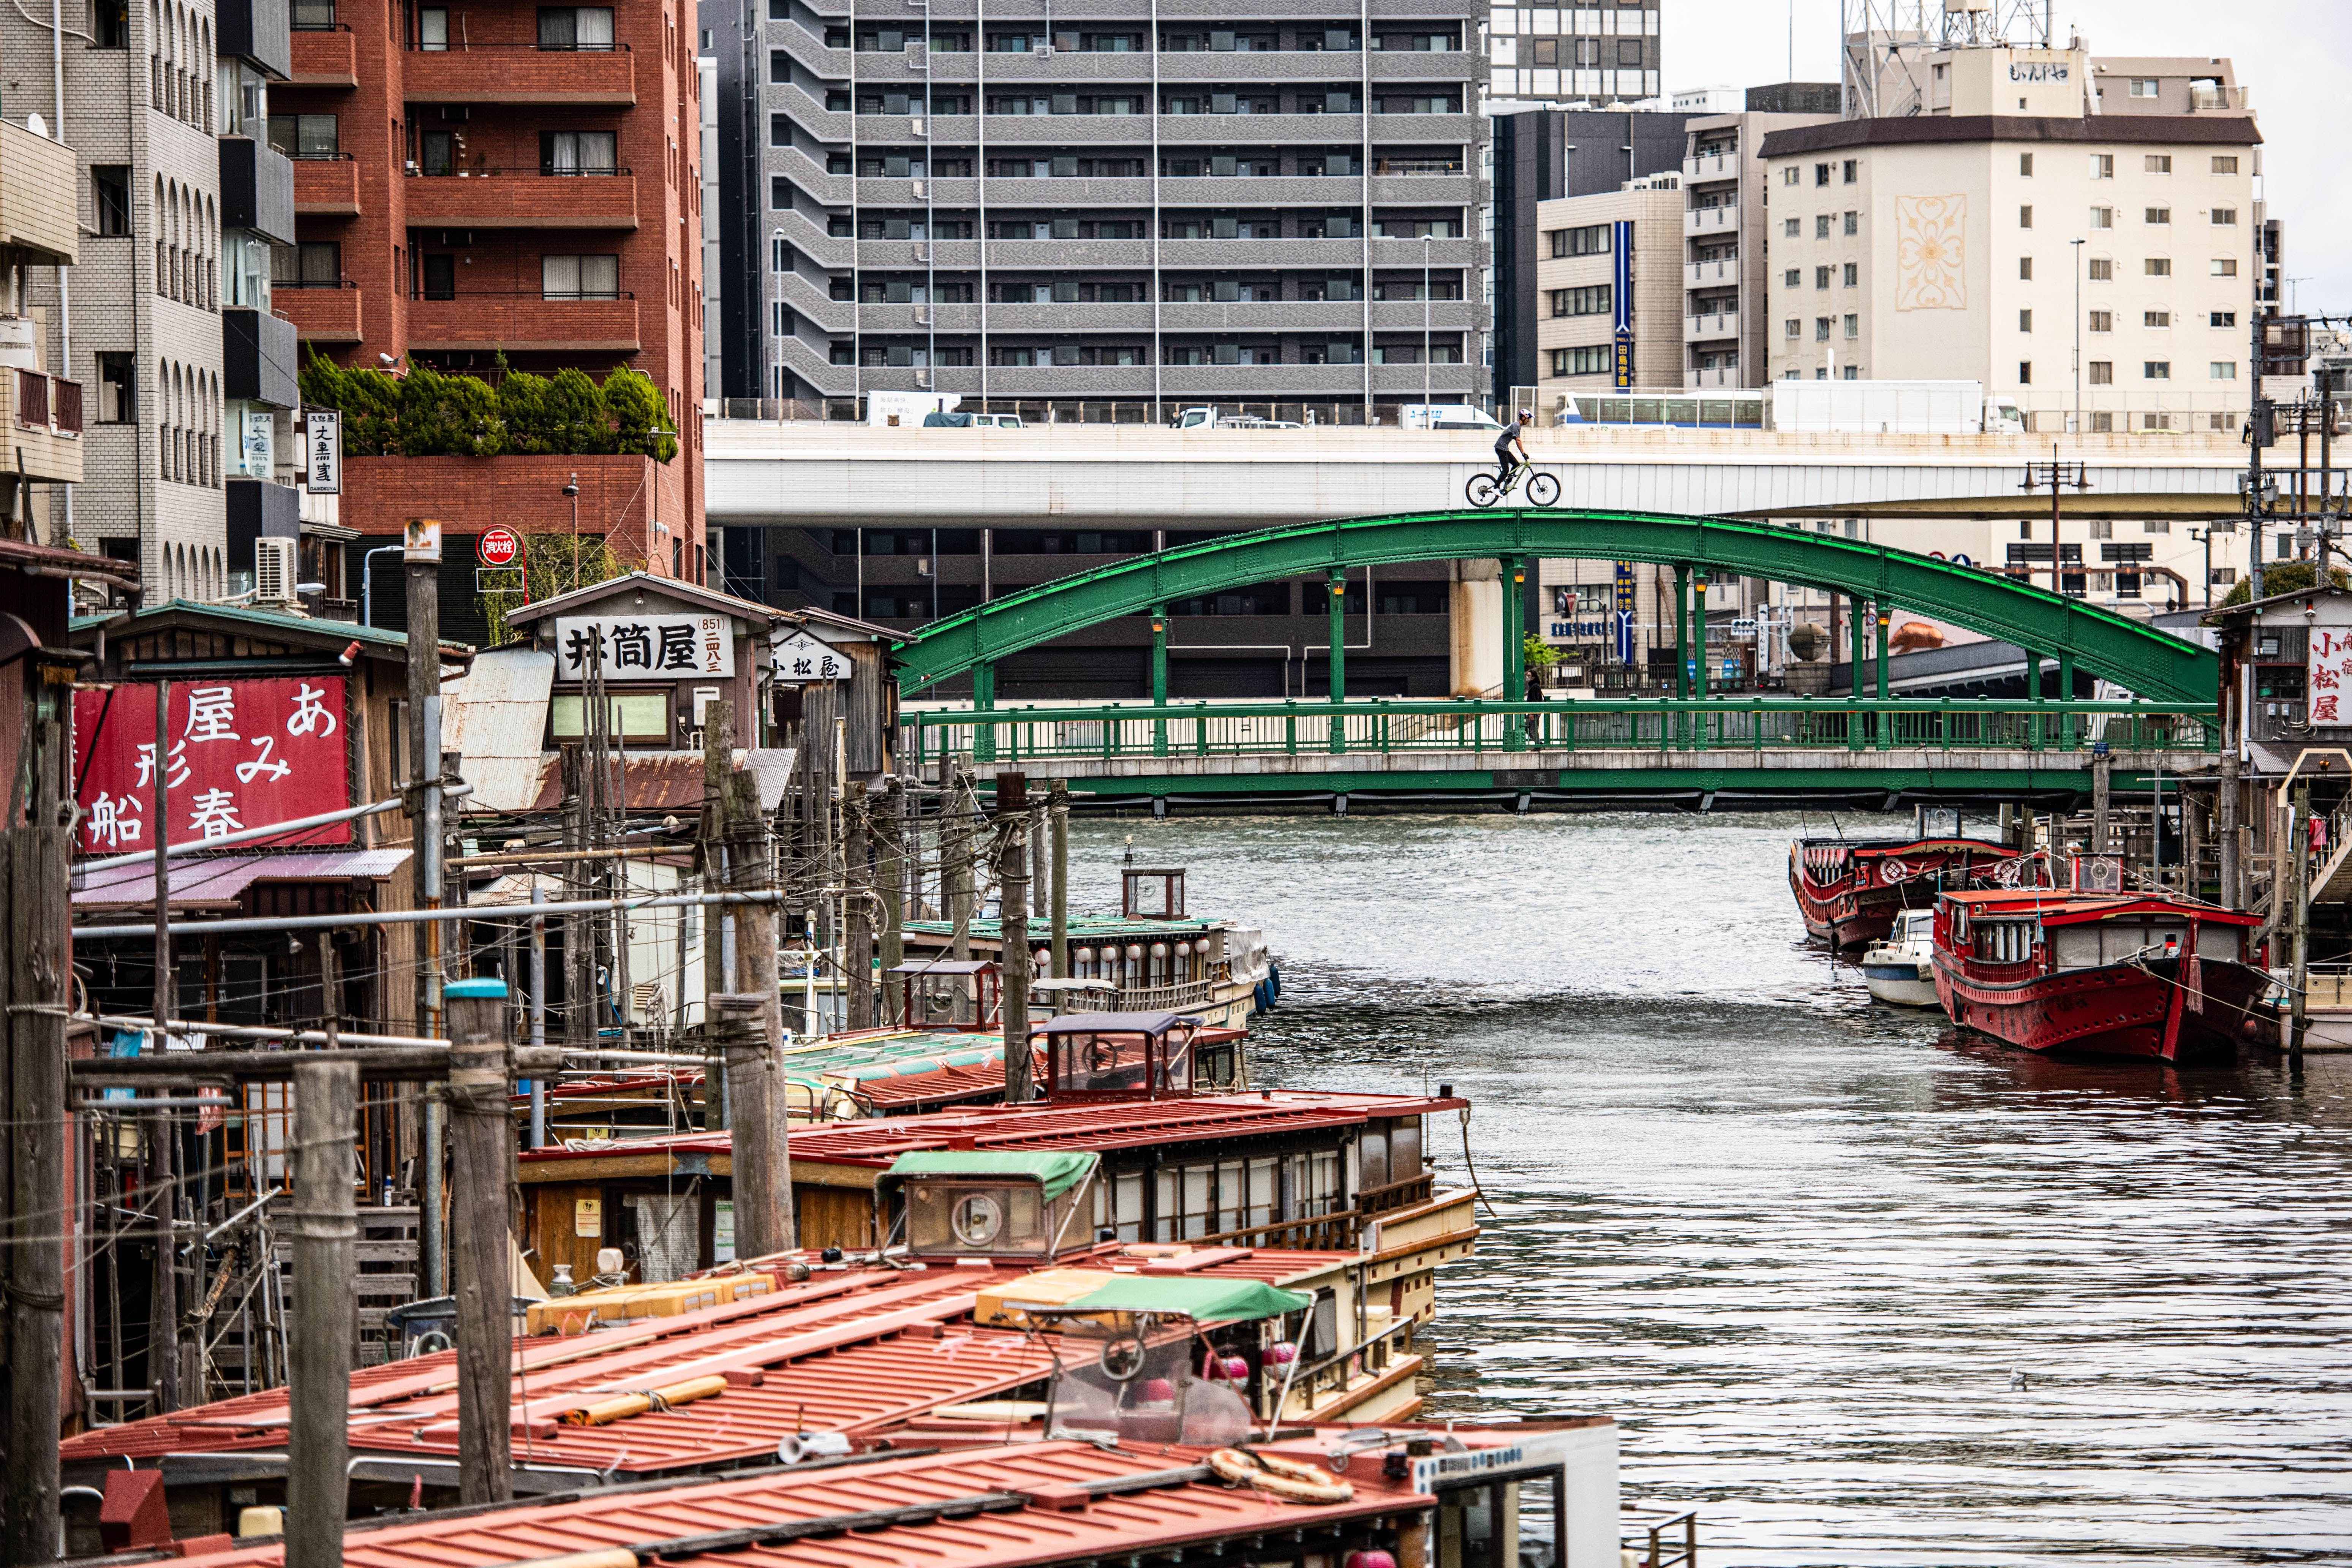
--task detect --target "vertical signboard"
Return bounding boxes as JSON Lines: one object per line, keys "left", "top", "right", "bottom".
{"left": 1611, "top": 218, "right": 1636, "bottom": 389}
{"left": 2308, "top": 626, "right": 2352, "bottom": 726}
{"left": 1612, "top": 561, "right": 1637, "bottom": 666}
{"left": 73, "top": 679, "right": 354, "bottom": 854}
{"left": 303, "top": 410, "right": 341, "bottom": 494}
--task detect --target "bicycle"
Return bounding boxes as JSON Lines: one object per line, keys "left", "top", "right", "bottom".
{"left": 1465, "top": 462, "right": 1560, "bottom": 509}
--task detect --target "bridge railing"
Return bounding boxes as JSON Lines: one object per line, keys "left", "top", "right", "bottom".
{"left": 902, "top": 699, "right": 2219, "bottom": 767}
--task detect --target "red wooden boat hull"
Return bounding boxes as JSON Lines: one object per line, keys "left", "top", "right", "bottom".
{"left": 1788, "top": 841, "right": 2025, "bottom": 949}
{"left": 1789, "top": 876, "right": 1916, "bottom": 948}
{"left": 1934, "top": 952, "right": 2268, "bottom": 1064}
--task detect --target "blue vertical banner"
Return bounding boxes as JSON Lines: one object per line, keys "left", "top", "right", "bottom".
{"left": 1612, "top": 561, "right": 1636, "bottom": 665}
{"left": 1611, "top": 218, "right": 1635, "bottom": 389}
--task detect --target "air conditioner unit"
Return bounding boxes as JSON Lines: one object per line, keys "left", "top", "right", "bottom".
{"left": 910, "top": 178, "right": 926, "bottom": 197}
{"left": 254, "top": 536, "right": 297, "bottom": 604}
{"left": 1032, "top": 42, "right": 1051, "bottom": 56}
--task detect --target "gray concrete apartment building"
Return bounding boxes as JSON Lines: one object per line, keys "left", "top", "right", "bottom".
{"left": 705, "top": 0, "right": 1492, "bottom": 419}
{"left": 3, "top": 0, "right": 299, "bottom": 603}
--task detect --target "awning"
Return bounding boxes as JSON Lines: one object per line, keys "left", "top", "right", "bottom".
{"left": 884, "top": 1149, "right": 1098, "bottom": 1202}
{"left": 72, "top": 847, "right": 412, "bottom": 910}
{"left": 1061, "top": 1274, "right": 1310, "bottom": 1323}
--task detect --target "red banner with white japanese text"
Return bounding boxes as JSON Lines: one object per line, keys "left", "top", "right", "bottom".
{"left": 72, "top": 678, "right": 353, "bottom": 855}
{"left": 2310, "top": 629, "right": 2352, "bottom": 727}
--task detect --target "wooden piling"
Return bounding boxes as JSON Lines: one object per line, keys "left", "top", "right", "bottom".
{"left": 4, "top": 820, "right": 71, "bottom": 1564}
{"left": 996, "top": 774, "right": 1032, "bottom": 1102}
{"left": 1048, "top": 781, "right": 1070, "bottom": 981}
{"left": 286, "top": 1057, "right": 357, "bottom": 1568}
{"left": 713, "top": 994, "right": 792, "bottom": 1256}
{"left": 444, "top": 980, "right": 514, "bottom": 1507}
{"left": 845, "top": 792, "right": 874, "bottom": 1031}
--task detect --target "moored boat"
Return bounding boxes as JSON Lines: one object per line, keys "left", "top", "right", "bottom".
{"left": 1931, "top": 888, "right": 2266, "bottom": 1063}
{"left": 1789, "top": 834, "right": 2031, "bottom": 948}
{"left": 1859, "top": 909, "right": 1940, "bottom": 1007}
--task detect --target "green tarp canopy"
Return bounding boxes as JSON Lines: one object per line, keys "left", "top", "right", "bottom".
{"left": 1060, "top": 1274, "right": 1310, "bottom": 1323}
{"left": 885, "top": 1149, "right": 1099, "bottom": 1202}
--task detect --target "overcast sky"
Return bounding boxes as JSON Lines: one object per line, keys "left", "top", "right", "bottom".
{"left": 1662, "top": 0, "right": 2352, "bottom": 313}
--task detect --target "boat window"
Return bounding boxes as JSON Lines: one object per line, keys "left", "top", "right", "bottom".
{"left": 1359, "top": 1125, "right": 1391, "bottom": 1190}
{"left": 1053, "top": 1029, "right": 1152, "bottom": 1092}
{"left": 905, "top": 1182, "right": 1043, "bottom": 1255}
{"left": 1440, "top": 1480, "right": 1500, "bottom": 1568}
{"left": 1182, "top": 1164, "right": 1212, "bottom": 1238}
{"left": 1514, "top": 1474, "right": 1562, "bottom": 1568}
{"left": 1157, "top": 1034, "right": 1193, "bottom": 1094}
{"left": 1390, "top": 1116, "right": 1423, "bottom": 1178}
{"left": 1216, "top": 1158, "right": 1245, "bottom": 1231}
{"left": 1245, "top": 1157, "right": 1277, "bottom": 1229}
{"left": 2196, "top": 924, "right": 2243, "bottom": 961}
{"left": 1308, "top": 1286, "right": 1339, "bottom": 1356}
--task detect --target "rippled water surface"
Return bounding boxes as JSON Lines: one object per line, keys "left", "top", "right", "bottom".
{"left": 1069, "top": 813, "right": 2352, "bottom": 1566}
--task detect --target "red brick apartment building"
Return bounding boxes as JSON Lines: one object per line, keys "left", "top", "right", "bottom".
{"left": 275, "top": 0, "right": 707, "bottom": 627}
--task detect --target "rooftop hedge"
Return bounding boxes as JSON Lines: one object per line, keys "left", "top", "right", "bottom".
{"left": 299, "top": 354, "right": 679, "bottom": 463}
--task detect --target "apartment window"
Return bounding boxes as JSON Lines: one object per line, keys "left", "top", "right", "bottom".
{"left": 267, "top": 114, "right": 338, "bottom": 157}
{"left": 2089, "top": 206, "right": 2113, "bottom": 230}
{"left": 420, "top": 253, "right": 456, "bottom": 299}
{"left": 1550, "top": 284, "right": 1611, "bottom": 317}
{"left": 1843, "top": 211, "right": 1857, "bottom": 236}
{"left": 2019, "top": 152, "right": 2034, "bottom": 176}
{"left": 418, "top": 6, "right": 446, "bottom": 46}
{"left": 1783, "top": 267, "right": 1799, "bottom": 289}
{"left": 2211, "top": 362, "right": 2236, "bottom": 380}
{"left": 2129, "top": 78, "right": 2158, "bottom": 97}
{"left": 1813, "top": 162, "right": 1829, "bottom": 186}
{"left": 2088, "top": 360, "right": 2113, "bottom": 385}
{"left": 1783, "top": 217, "right": 1799, "bottom": 238}
{"left": 2211, "top": 258, "right": 2238, "bottom": 277}
{"left": 92, "top": 166, "right": 132, "bottom": 236}
{"left": 2019, "top": 205, "right": 2032, "bottom": 228}
{"left": 1815, "top": 214, "right": 1830, "bottom": 239}
{"left": 537, "top": 6, "right": 615, "bottom": 47}
{"left": 2145, "top": 154, "right": 2172, "bottom": 173}
{"left": 2088, "top": 310, "right": 2112, "bottom": 333}
{"left": 2090, "top": 153, "right": 2113, "bottom": 179}
{"left": 2018, "top": 257, "right": 2033, "bottom": 281}
{"left": 2145, "top": 207, "right": 2171, "bottom": 225}
{"left": 542, "top": 253, "right": 620, "bottom": 297}
{"left": 1551, "top": 345, "right": 1611, "bottom": 376}
{"left": 2144, "top": 360, "right": 2171, "bottom": 379}
{"left": 2019, "top": 361, "right": 2031, "bottom": 384}
{"left": 2019, "top": 308, "right": 2033, "bottom": 332}
{"left": 96, "top": 353, "right": 134, "bottom": 422}
{"left": 1843, "top": 313, "right": 1857, "bottom": 340}
{"left": 2212, "top": 155, "right": 2239, "bottom": 174}
{"left": 2088, "top": 257, "right": 2113, "bottom": 281}
{"left": 1615, "top": 37, "right": 1640, "bottom": 65}
{"left": 1843, "top": 262, "right": 1857, "bottom": 286}
{"left": 1842, "top": 159, "right": 1857, "bottom": 183}
{"left": 1549, "top": 223, "right": 1609, "bottom": 258}
{"left": 1782, "top": 166, "right": 1798, "bottom": 187}
{"left": 1814, "top": 266, "right": 1830, "bottom": 290}
{"left": 2144, "top": 310, "right": 2171, "bottom": 328}
{"left": 272, "top": 240, "right": 341, "bottom": 286}
{"left": 1814, "top": 317, "right": 1830, "bottom": 341}
{"left": 542, "top": 131, "right": 618, "bottom": 173}
{"left": 92, "top": 0, "right": 126, "bottom": 44}
{"left": 2212, "top": 310, "right": 2237, "bottom": 327}
{"left": 2211, "top": 207, "right": 2238, "bottom": 226}
{"left": 2145, "top": 258, "right": 2172, "bottom": 277}
{"left": 1784, "top": 318, "right": 1800, "bottom": 340}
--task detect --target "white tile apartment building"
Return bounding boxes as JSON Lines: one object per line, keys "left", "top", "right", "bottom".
{"left": 1758, "top": 46, "right": 2261, "bottom": 434}
{"left": 1676, "top": 106, "right": 1835, "bottom": 388}
{"left": 1530, "top": 174, "right": 1680, "bottom": 414}
{"left": 1487, "top": 0, "right": 1659, "bottom": 110}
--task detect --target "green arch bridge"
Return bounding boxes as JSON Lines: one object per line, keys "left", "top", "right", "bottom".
{"left": 893, "top": 509, "right": 2221, "bottom": 809}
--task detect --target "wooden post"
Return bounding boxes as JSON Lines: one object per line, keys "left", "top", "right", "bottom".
{"left": 713, "top": 994, "right": 792, "bottom": 1257}
{"left": 4, "top": 819, "right": 71, "bottom": 1563}
{"left": 443, "top": 978, "right": 513, "bottom": 1507}
{"left": 148, "top": 677, "right": 181, "bottom": 1412}
{"left": 285, "top": 1057, "right": 357, "bottom": 1568}
{"left": 1027, "top": 797, "right": 1048, "bottom": 973}
{"left": 948, "top": 766, "right": 973, "bottom": 964}
{"left": 2091, "top": 750, "right": 2113, "bottom": 854}
{"left": 2291, "top": 783, "right": 2310, "bottom": 1060}
{"left": 845, "top": 789, "right": 874, "bottom": 1031}
{"left": 726, "top": 768, "right": 786, "bottom": 1056}
{"left": 1049, "top": 781, "right": 1070, "bottom": 982}
{"left": 2220, "top": 708, "right": 2242, "bottom": 908}
{"left": 877, "top": 776, "right": 904, "bottom": 1020}
{"left": 997, "top": 774, "right": 1031, "bottom": 1102}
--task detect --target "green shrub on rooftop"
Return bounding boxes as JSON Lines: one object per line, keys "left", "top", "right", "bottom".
{"left": 301, "top": 352, "right": 676, "bottom": 462}
{"left": 2216, "top": 560, "right": 2348, "bottom": 607}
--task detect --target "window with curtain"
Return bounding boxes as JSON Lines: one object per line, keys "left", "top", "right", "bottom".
{"left": 541, "top": 130, "right": 617, "bottom": 173}
{"left": 542, "top": 253, "right": 620, "bottom": 297}
{"left": 537, "top": 6, "right": 613, "bottom": 47}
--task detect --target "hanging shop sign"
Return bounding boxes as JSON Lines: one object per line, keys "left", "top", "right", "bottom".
{"left": 73, "top": 678, "right": 353, "bottom": 854}
{"left": 555, "top": 613, "right": 735, "bottom": 679}
{"left": 773, "top": 631, "right": 850, "bottom": 683}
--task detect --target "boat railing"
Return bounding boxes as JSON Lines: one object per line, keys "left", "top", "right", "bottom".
{"left": 1192, "top": 1208, "right": 1357, "bottom": 1252}
{"left": 1271, "top": 1309, "right": 1418, "bottom": 1418}
{"left": 1105, "top": 973, "right": 1226, "bottom": 1012}
{"left": 1357, "top": 1169, "right": 1435, "bottom": 1216}
{"left": 1622, "top": 1505, "right": 1700, "bottom": 1568}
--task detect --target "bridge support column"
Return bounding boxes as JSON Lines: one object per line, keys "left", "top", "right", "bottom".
{"left": 972, "top": 661, "right": 996, "bottom": 762}
{"left": 1326, "top": 567, "right": 1347, "bottom": 754}
{"left": 1502, "top": 555, "right": 1526, "bottom": 751}
{"left": 2058, "top": 650, "right": 2077, "bottom": 748}
{"left": 1874, "top": 604, "right": 1892, "bottom": 750}
{"left": 1150, "top": 605, "right": 1170, "bottom": 757}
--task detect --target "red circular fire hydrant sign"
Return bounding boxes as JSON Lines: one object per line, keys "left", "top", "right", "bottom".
{"left": 479, "top": 527, "right": 522, "bottom": 566}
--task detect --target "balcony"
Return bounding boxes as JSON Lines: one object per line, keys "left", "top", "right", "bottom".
{"left": 1688, "top": 365, "right": 1744, "bottom": 389}
{"left": 217, "top": 0, "right": 291, "bottom": 79}
{"left": 1686, "top": 307, "right": 1738, "bottom": 341}
{"left": 406, "top": 291, "right": 640, "bottom": 353}
{"left": 1683, "top": 256, "right": 1737, "bottom": 288}
{"left": 403, "top": 169, "right": 639, "bottom": 229}
{"left": 220, "top": 137, "right": 297, "bottom": 244}
{"left": 289, "top": 24, "right": 358, "bottom": 86}
{"left": 1682, "top": 149, "right": 1737, "bottom": 183}
{"left": 402, "top": 43, "right": 636, "bottom": 106}
{"left": 5, "top": 370, "right": 84, "bottom": 484}
{"left": 223, "top": 307, "right": 301, "bottom": 408}
{"left": 0, "top": 118, "right": 83, "bottom": 264}
{"left": 1683, "top": 203, "right": 1737, "bottom": 238}
{"left": 275, "top": 281, "right": 363, "bottom": 343}
{"left": 292, "top": 154, "right": 360, "bottom": 215}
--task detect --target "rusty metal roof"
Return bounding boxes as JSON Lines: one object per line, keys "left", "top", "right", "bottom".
{"left": 444, "top": 649, "right": 556, "bottom": 814}
{"left": 72, "top": 848, "right": 414, "bottom": 910}
{"left": 170, "top": 1440, "right": 1426, "bottom": 1568}
{"left": 524, "top": 752, "right": 716, "bottom": 814}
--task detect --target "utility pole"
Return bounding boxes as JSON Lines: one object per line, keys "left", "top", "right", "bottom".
{"left": 528, "top": 888, "right": 548, "bottom": 1147}
{"left": 714, "top": 993, "right": 791, "bottom": 1257}
{"left": 876, "top": 776, "right": 904, "bottom": 1023}
{"left": 285, "top": 1057, "right": 357, "bottom": 1568}
{"left": 2091, "top": 745, "right": 2112, "bottom": 855}
{"left": 726, "top": 760, "right": 786, "bottom": 1059}
{"left": 148, "top": 677, "right": 180, "bottom": 1412}
{"left": 2021, "top": 454, "right": 2090, "bottom": 596}
{"left": 948, "top": 764, "right": 973, "bottom": 964}
{"left": 844, "top": 789, "right": 874, "bottom": 1030}
{"left": 997, "top": 773, "right": 1031, "bottom": 1102}
{"left": 2290, "top": 781, "right": 2311, "bottom": 1060}
{"left": 1048, "top": 780, "right": 1070, "bottom": 981}
{"left": 700, "top": 700, "right": 733, "bottom": 1105}
{"left": 2250, "top": 311, "right": 2273, "bottom": 600}
{"left": 405, "top": 520, "right": 446, "bottom": 1303}
{"left": 444, "top": 978, "right": 514, "bottom": 1507}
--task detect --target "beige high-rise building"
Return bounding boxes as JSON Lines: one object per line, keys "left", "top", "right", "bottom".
{"left": 1530, "top": 174, "right": 1683, "bottom": 414}
{"left": 1758, "top": 45, "right": 2261, "bottom": 434}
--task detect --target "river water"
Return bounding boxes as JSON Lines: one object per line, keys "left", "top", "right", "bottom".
{"left": 1069, "top": 813, "right": 2352, "bottom": 1566}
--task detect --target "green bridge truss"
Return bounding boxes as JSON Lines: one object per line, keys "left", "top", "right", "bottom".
{"left": 895, "top": 508, "right": 2219, "bottom": 704}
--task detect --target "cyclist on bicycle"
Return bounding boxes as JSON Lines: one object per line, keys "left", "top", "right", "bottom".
{"left": 1491, "top": 411, "right": 1532, "bottom": 495}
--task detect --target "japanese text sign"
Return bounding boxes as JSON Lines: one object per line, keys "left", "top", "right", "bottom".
{"left": 73, "top": 679, "right": 352, "bottom": 855}
{"left": 773, "top": 631, "right": 849, "bottom": 683}
{"left": 303, "top": 410, "right": 341, "bottom": 494}
{"left": 555, "top": 613, "right": 734, "bottom": 680}
{"left": 2309, "top": 628, "right": 2352, "bottom": 726}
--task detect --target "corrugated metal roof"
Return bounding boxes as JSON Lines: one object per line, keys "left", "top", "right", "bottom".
{"left": 71, "top": 848, "right": 413, "bottom": 909}
{"left": 505, "top": 572, "right": 782, "bottom": 630}
{"left": 524, "top": 753, "right": 714, "bottom": 813}
{"left": 171, "top": 1440, "right": 1424, "bottom": 1568}
{"left": 445, "top": 649, "right": 557, "bottom": 813}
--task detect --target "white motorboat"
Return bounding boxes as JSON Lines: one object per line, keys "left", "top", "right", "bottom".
{"left": 1860, "top": 908, "right": 1941, "bottom": 1007}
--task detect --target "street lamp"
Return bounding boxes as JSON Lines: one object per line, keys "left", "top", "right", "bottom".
{"left": 1423, "top": 234, "right": 1434, "bottom": 410}
{"left": 563, "top": 471, "right": 581, "bottom": 591}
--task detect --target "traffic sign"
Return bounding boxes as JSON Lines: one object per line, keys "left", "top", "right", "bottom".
{"left": 478, "top": 527, "right": 522, "bottom": 567}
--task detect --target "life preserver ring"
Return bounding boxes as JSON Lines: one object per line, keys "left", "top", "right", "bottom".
{"left": 1206, "top": 1448, "right": 1356, "bottom": 1505}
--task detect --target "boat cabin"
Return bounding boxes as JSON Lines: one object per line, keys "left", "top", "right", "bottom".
{"left": 887, "top": 1149, "right": 1103, "bottom": 1261}
{"left": 1038, "top": 1010, "right": 1238, "bottom": 1100}
{"left": 1936, "top": 890, "right": 2257, "bottom": 976}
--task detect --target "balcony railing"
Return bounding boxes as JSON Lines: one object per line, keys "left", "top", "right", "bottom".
{"left": 273, "top": 279, "right": 363, "bottom": 342}
{"left": 401, "top": 42, "right": 636, "bottom": 104}
{"left": 13, "top": 370, "right": 81, "bottom": 435}
{"left": 404, "top": 167, "right": 638, "bottom": 228}
{"left": 405, "top": 290, "right": 640, "bottom": 351}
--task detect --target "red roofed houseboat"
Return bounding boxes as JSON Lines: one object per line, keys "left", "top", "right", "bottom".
{"left": 1789, "top": 834, "right": 2030, "bottom": 948}
{"left": 1931, "top": 887, "right": 2267, "bottom": 1063}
